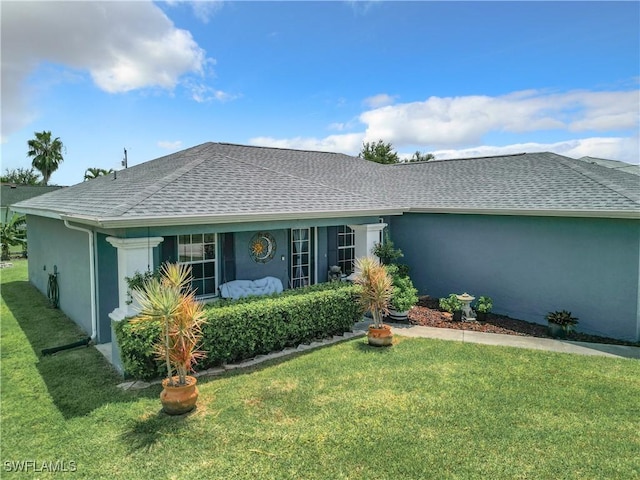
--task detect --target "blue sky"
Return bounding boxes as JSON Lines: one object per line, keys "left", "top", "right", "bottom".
{"left": 2, "top": 1, "right": 639, "bottom": 186}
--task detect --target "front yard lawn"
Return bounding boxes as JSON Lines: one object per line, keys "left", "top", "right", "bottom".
{"left": 1, "top": 260, "right": 639, "bottom": 479}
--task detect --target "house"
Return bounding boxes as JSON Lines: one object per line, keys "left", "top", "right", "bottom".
{"left": 13, "top": 143, "right": 640, "bottom": 371}
{"left": 1, "top": 183, "right": 64, "bottom": 223}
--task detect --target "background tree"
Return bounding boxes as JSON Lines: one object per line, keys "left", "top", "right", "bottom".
{"left": 359, "top": 140, "right": 400, "bottom": 165}
{"left": 84, "top": 167, "right": 114, "bottom": 181}
{"left": 1, "top": 213, "right": 26, "bottom": 260}
{"left": 1, "top": 167, "right": 42, "bottom": 185}
{"left": 27, "top": 131, "right": 64, "bottom": 186}
{"left": 406, "top": 151, "right": 435, "bottom": 162}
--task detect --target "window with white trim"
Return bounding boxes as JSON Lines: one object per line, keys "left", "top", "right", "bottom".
{"left": 178, "top": 233, "right": 217, "bottom": 296}
{"left": 337, "top": 225, "right": 355, "bottom": 275}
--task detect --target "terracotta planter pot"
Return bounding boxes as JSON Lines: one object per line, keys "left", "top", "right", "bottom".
{"left": 368, "top": 324, "right": 393, "bottom": 347}
{"left": 160, "top": 375, "right": 199, "bottom": 415}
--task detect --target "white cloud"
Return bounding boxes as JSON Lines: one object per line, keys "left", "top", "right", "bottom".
{"left": 328, "top": 123, "right": 348, "bottom": 131}
{"left": 346, "top": 0, "right": 381, "bottom": 16}
{"left": 165, "top": 1, "right": 224, "bottom": 23}
{"left": 1, "top": 1, "right": 211, "bottom": 137}
{"left": 363, "top": 93, "right": 397, "bottom": 108}
{"left": 190, "top": 0, "right": 224, "bottom": 23}
{"left": 158, "top": 140, "right": 183, "bottom": 150}
{"left": 429, "top": 137, "right": 640, "bottom": 165}
{"left": 253, "top": 87, "right": 639, "bottom": 162}
{"left": 360, "top": 89, "right": 639, "bottom": 147}
{"left": 249, "top": 134, "right": 364, "bottom": 153}
{"left": 327, "top": 117, "right": 360, "bottom": 132}
{"left": 187, "top": 82, "right": 239, "bottom": 103}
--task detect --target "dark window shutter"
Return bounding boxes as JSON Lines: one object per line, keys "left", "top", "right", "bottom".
{"left": 327, "top": 226, "right": 338, "bottom": 267}
{"left": 161, "top": 236, "right": 177, "bottom": 264}
{"left": 221, "top": 233, "right": 235, "bottom": 283}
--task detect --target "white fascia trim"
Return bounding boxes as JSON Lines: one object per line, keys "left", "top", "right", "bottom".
{"left": 60, "top": 209, "right": 407, "bottom": 228}
{"left": 11, "top": 206, "right": 62, "bottom": 220}
{"left": 407, "top": 207, "right": 640, "bottom": 220}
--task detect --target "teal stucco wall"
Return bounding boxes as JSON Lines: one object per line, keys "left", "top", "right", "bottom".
{"left": 391, "top": 213, "right": 640, "bottom": 341}
{"left": 26, "top": 215, "right": 93, "bottom": 338}
{"left": 96, "top": 233, "right": 118, "bottom": 343}
{"left": 234, "top": 229, "right": 290, "bottom": 288}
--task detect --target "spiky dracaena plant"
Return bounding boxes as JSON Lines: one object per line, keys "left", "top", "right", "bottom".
{"left": 131, "top": 263, "right": 206, "bottom": 386}
{"left": 354, "top": 256, "right": 393, "bottom": 329}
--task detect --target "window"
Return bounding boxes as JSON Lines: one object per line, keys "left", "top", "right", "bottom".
{"left": 178, "top": 233, "right": 216, "bottom": 296}
{"left": 291, "top": 228, "right": 311, "bottom": 288}
{"left": 337, "top": 225, "right": 355, "bottom": 275}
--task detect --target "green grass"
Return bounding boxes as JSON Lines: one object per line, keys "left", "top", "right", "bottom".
{"left": 2, "top": 260, "right": 639, "bottom": 479}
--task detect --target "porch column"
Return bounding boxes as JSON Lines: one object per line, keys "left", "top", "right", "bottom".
{"left": 106, "top": 236, "right": 164, "bottom": 322}
{"left": 348, "top": 223, "right": 387, "bottom": 262}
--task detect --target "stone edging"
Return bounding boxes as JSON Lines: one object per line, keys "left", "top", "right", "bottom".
{"left": 117, "top": 329, "right": 367, "bottom": 391}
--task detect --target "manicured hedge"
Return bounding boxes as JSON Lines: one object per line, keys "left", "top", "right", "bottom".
{"left": 114, "top": 283, "right": 362, "bottom": 380}
{"left": 114, "top": 320, "right": 162, "bottom": 380}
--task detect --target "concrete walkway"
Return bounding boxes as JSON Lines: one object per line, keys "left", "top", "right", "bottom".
{"left": 359, "top": 321, "right": 639, "bottom": 360}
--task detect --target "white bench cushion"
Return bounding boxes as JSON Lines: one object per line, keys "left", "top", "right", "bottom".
{"left": 219, "top": 276, "right": 284, "bottom": 300}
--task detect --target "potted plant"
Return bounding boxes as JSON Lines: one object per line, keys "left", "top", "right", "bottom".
{"left": 131, "top": 263, "right": 207, "bottom": 415}
{"left": 545, "top": 310, "right": 578, "bottom": 339}
{"left": 125, "top": 268, "right": 160, "bottom": 305}
{"left": 354, "top": 256, "right": 394, "bottom": 346}
{"left": 385, "top": 265, "right": 418, "bottom": 321}
{"left": 474, "top": 296, "right": 493, "bottom": 322}
{"left": 372, "top": 231, "right": 403, "bottom": 265}
{"left": 439, "top": 293, "right": 463, "bottom": 321}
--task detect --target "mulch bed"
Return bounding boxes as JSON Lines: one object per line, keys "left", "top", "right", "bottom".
{"left": 399, "top": 296, "right": 639, "bottom": 347}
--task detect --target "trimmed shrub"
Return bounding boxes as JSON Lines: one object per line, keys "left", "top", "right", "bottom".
{"left": 114, "top": 283, "right": 361, "bottom": 379}
{"left": 113, "top": 319, "right": 163, "bottom": 380}
{"left": 209, "top": 280, "right": 353, "bottom": 308}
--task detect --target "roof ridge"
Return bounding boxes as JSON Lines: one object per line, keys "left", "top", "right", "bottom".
{"left": 552, "top": 155, "right": 640, "bottom": 205}
{"left": 217, "top": 142, "right": 341, "bottom": 156}
{"left": 391, "top": 152, "right": 528, "bottom": 166}
{"left": 107, "top": 148, "right": 212, "bottom": 217}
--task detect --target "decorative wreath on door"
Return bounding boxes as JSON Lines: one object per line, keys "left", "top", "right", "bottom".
{"left": 249, "top": 232, "right": 277, "bottom": 263}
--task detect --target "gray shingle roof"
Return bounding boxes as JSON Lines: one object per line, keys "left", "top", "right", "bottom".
{"left": 1, "top": 184, "right": 64, "bottom": 208}
{"left": 578, "top": 156, "right": 640, "bottom": 176}
{"left": 13, "top": 144, "right": 639, "bottom": 226}
{"left": 388, "top": 152, "right": 639, "bottom": 214}
{"left": 13, "top": 143, "right": 403, "bottom": 226}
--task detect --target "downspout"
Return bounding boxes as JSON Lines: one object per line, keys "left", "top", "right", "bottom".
{"left": 63, "top": 220, "right": 97, "bottom": 341}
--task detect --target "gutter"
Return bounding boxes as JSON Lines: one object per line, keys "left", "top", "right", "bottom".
{"left": 10, "top": 205, "right": 62, "bottom": 220}
{"left": 63, "top": 220, "right": 97, "bottom": 341}
{"left": 58, "top": 208, "right": 408, "bottom": 229}
{"left": 407, "top": 207, "right": 640, "bottom": 220}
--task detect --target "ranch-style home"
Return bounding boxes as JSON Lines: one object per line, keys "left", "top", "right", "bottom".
{"left": 13, "top": 142, "right": 640, "bottom": 371}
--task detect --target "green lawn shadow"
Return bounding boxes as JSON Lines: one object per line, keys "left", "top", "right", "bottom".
{"left": 2, "top": 279, "right": 158, "bottom": 419}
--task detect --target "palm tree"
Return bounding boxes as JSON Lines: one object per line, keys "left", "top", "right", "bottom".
{"left": 27, "top": 131, "right": 64, "bottom": 186}
{"left": 1, "top": 214, "right": 26, "bottom": 261}
{"left": 84, "top": 167, "right": 114, "bottom": 181}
